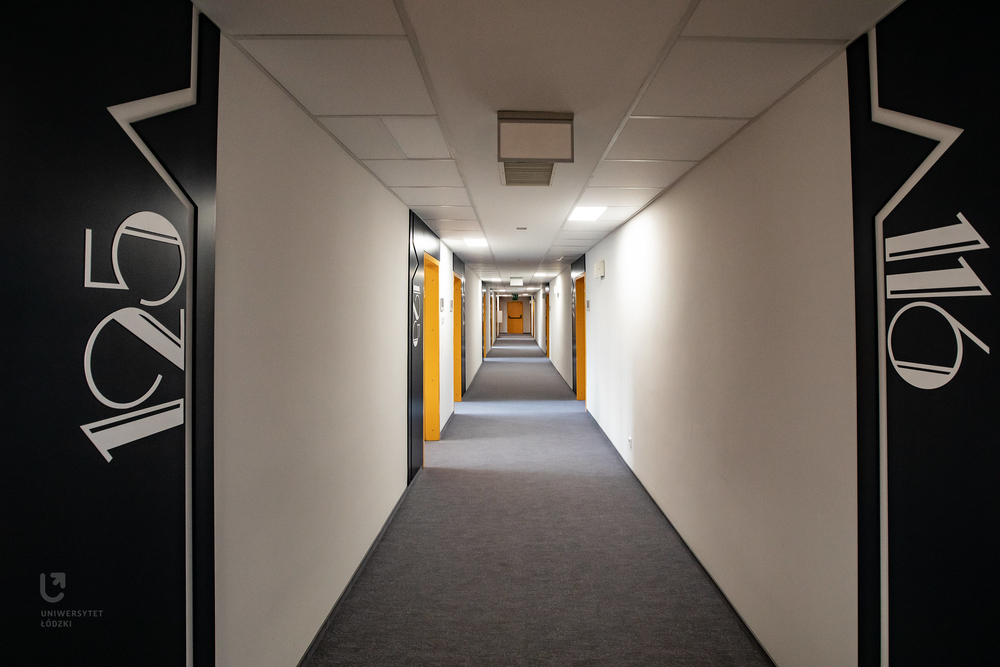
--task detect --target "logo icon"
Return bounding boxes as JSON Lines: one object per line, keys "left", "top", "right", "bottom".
{"left": 39, "top": 573, "right": 66, "bottom": 603}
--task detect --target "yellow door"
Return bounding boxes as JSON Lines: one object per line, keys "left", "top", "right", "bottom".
{"left": 453, "top": 275, "right": 462, "bottom": 402}
{"left": 507, "top": 300, "right": 523, "bottom": 334}
{"left": 575, "top": 276, "right": 586, "bottom": 401}
{"left": 423, "top": 254, "right": 440, "bottom": 441}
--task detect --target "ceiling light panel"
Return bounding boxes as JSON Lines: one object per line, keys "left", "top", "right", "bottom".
{"left": 569, "top": 206, "right": 607, "bottom": 221}
{"left": 682, "top": 0, "right": 901, "bottom": 40}
{"left": 363, "top": 159, "right": 463, "bottom": 187}
{"left": 320, "top": 117, "right": 405, "bottom": 159}
{"left": 608, "top": 117, "right": 748, "bottom": 161}
{"left": 391, "top": 187, "right": 471, "bottom": 206}
{"left": 198, "top": 0, "right": 405, "bottom": 36}
{"left": 380, "top": 116, "right": 451, "bottom": 158}
{"left": 636, "top": 39, "right": 842, "bottom": 118}
{"left": 239, "top": 37, "right": 434, "bottom": 115}
{"left": 579, "top": 188, "right": 662, "bottom": 208}
{"left": 465, "top": 238, "right": 489, "bottom": 247}
{"left": 590, "top": 160, "right": 696, "bottom": 188}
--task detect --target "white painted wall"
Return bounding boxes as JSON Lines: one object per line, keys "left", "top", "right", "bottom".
{"left": 548, "top": 269, "right": 574, "bottom": 388}
{"left": 534, "top": 293, "right": 546, "bottom": 351}
{"left": 214, "top": 39, "right": 408, "bottom": 667}
{"left": 439, "top": 245, "right": 454, "bottom": 432}
{"left": 498, "top": 296, "right": 508, "bottom": 334}
{"left": 586, "top": 55, "right": 857, "bottom": 667}
{"left": 464, "top": 267, "right": 483, "bottom": 387}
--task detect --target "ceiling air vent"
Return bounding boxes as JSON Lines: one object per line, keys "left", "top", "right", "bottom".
{"left": 500, "top": 161, "right": 554, "bottom": 186}
{"left": 497, "top": 110, "right": 572, "bottom": 186}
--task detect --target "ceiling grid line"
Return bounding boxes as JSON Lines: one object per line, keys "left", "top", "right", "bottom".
{"left": 391, "top": 0, "right": 501, "bottom": 282}
{"left": 530, "top": 0, "right": 703, "bottom": 283}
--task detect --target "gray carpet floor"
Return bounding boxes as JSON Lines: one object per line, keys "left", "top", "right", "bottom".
{"left": 306, "top": 334, "right": 774, "bottom": 667}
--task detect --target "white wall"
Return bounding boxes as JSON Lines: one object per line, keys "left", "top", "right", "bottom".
{"left": 438, "top": 245, "right": 454, "bottom": 431}
{"left": 533, "top": 293, "right": 544, "bottom": 349}
{"left": 586, "top": 55, "right": 857, "bottom": 667}
{"left": 464, "top": 268, "right": 483, "bottom": 387}
{"left": 498, "top": 296, "right": 508, "bottom": 334}
{"left": 548, "top": 269, "right": 574, "bottom": 388}
{"left": 214, "top": 39, "right": 408, "bottom": 667}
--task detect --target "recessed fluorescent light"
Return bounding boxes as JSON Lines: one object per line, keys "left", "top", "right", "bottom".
{"left": 569, "top": 206, "right": 606, "bottom": 221}
{"left": 465, "top": 238, "right": 488, "bottom": 247}
{"left": 442, "top": 238, "right": 465, "bottom": 246}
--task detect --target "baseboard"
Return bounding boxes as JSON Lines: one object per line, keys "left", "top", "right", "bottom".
{"left": 589, "top": 414, "right": 778, "bottom": 667}
{"left": 295, "top": 468, "right": 421, "bottom": 667}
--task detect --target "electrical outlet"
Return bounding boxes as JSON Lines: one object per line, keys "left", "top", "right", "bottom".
{"left": 628, "top": 436, "right": 633, "bottom": 450}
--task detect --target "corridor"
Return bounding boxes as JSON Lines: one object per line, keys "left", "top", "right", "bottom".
{"left": 307, "top": 335, "right": 773, "bottom": 666}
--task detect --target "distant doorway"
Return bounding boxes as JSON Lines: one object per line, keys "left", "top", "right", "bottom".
{"left": 508, "top": 300, "right": 524, "bottom": 334}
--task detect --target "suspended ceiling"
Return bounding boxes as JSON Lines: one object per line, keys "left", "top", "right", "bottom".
{"left": 198, "top": 0, "right": 902, "bottom": 289}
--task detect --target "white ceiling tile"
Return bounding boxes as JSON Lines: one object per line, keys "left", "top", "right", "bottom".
{"left": 608, "top": 117, "right": 747, "bottom": 161}
{"left": 199, "top": 0, "right": 405, "bottom": 36}
{"left": 590, "top": 160, "right": 696, "bottom": 188}
{"left": 412, "top": 206, "right": 477, "bottom": 221}
{"left": 320, "top": 117, "right": 404, "bottom": 159}
{"left": 682, "top": 0, "right": 902, "bottom": 40}
{"left": 636, "top": 39, "right": 842, "bottom": 118}
{"left": 425, "top": 220, "right": 481, "bottom": 231}
{"left": 381, "top": 117, "right": 452, "bottom": 158}
{"left": 558, "top": 231, "right": 608, "bottom": 240}
{"left": 363, "top": 160, "right": 464, "bottom": 186}
{"left": 579, "top": 188, "right": 662, "bottom": 208}
{"left": 563, "top": 219, "right": 621, "bottom": 232}
{"left": 392, "top": 187, "right": 471, "bottom": 206}
{"left": 600, "top": 206, "right": 642, "bottom": 222}
{"left": 239, "top": 37, "right": 435, "bottom": 115}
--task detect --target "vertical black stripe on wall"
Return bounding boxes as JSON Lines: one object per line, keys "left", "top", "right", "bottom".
{"left": 2, "top": 1, "right": 219, "bottom": 664}
{"left": 126, "top": 14, "right": 219, "bottom": 663}
{"left": 846, "top": 34, "right": 882, "bottom": 667}
{"left": 407, "top": 213, "right": 440, "bottom": 483}
{"left": 847, "top": 0, "right": 1000, "bottom": 663}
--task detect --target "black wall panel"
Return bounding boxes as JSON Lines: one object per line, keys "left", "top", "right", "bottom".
{"left": 408, "top": 214, "right": 440, "bottom": 483}
{"left": 1, "top": 2, "right": 218, "bottom": 664}
{"left": 848, "top": 0, "right": 999, "bottom": 663}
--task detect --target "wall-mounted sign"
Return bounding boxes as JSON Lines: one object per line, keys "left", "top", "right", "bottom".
{"left": 1, "top": 2, "right": 219, "bottom": 664}
{"left": 848, "top": 0, "right": 998, "bottom": 663}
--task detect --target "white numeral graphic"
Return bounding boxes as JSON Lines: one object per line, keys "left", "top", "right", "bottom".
{"left": 887, "top": 256, "right": 991, "bottom": 299}
{"left": 886, "top": 212, "right": 988, "bottom": 262}
{"left": 80, "top": 399, "right": 184, "bottom": 462}
{"left": 83, "top": 211, "right": 186, "bottom": 306}
{"left": 84, "top": 307, "right": 184, "bottom": 410}
{"left": 888, "top": 301, "right": 990, "bottom": 390}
